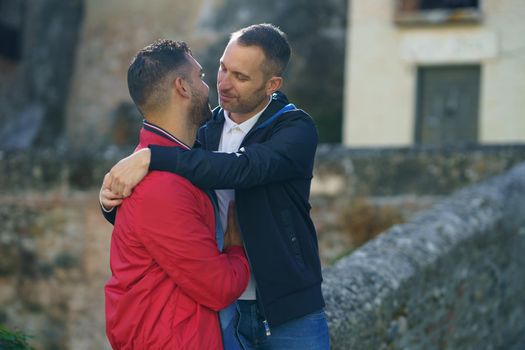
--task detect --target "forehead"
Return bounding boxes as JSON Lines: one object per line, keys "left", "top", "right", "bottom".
{"left": 221, "top": 40, "right": 265, "bottom": 74}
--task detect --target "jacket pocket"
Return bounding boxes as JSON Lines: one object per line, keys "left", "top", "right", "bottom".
{"left": 281, "top": 210, "right": 306, "bottom": 269}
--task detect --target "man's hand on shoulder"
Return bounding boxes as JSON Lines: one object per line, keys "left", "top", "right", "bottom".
{"left": 104, "top": 148, "right": 151, "bottom": 198}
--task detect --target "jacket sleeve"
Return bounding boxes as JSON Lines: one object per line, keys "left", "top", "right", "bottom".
{"left": 149, "top": 113, "right": 318, "bottom": 189}
{"left": 136, "top": 177, "right": 250, "bottom": 311}
{"left": 101, "top": 205, "right": 117, "bottom": 225}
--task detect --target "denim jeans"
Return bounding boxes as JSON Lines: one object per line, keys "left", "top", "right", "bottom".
{"left": 230, "top": 300, "right": 330, "bottom": 350}
{"left": 222, "top": 303, "right": 244, "bottom": 350}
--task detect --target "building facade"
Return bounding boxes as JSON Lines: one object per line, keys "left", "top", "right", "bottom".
{"left": 343, "top": 0, "right": 525, "bottom": 146}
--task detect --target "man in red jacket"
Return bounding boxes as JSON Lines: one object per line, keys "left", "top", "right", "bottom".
{"left": 104, "top": 39, "right": 250, "bottom": 349}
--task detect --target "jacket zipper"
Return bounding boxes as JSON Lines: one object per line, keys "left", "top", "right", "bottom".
{"left": 235, "top": 198, "right": 272, "bottom": 337}
{"left": 241, "top": 244, "right": 272, "bottom": 337}
{"left": 258, "top": 291, "right": 272, "bottom": 336}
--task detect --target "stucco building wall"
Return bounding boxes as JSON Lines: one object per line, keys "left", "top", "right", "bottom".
{"left": 343, "top": 0, "right": 525, "bottom": 146}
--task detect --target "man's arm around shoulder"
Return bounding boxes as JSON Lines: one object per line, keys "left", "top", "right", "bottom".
{"left": 149, "top": 111, "right": 318, "bottom": 189}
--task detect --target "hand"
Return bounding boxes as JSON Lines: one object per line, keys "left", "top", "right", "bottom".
{"left": 103, "top": 148, "right": 151, "bottom": 198}
{"left": 99, "top": 175, "right": 123, "bottom": 211}
{"left": 224, "top": 201, "right": 243, "bottom": 248}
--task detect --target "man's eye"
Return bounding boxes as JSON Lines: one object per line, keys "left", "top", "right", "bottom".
{"left": 200, "top": 72, "right": 206, "bottom": 79}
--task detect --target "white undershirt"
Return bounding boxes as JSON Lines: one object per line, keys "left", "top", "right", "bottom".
{"left": 216, "top": 98, "right": 271, "bottom": 300}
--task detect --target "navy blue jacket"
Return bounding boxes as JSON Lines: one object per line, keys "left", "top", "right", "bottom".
{"left": 104, "top": 92, "right": 324, "bottom": 327}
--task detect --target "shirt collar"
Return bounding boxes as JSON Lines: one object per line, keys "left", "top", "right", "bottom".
{"left": 141, "top": 120, "right": 192, "bottom": 149}
{"left": 223, "top": 97, "right": 272, "bottom": 134}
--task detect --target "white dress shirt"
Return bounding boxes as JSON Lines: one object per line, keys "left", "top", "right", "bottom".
{"left": 216, "top": 98, "right": 271, "bottom": 300}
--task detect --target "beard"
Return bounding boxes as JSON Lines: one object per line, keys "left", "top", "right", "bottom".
{"left": 189, "top": 90, "right": 212, "bottom": 127}
{"left": 219, "top": 83, "right": 267, "bottom": 115}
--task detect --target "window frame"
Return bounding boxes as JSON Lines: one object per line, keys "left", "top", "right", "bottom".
{"left": 394, "top": 0, "right": 482, "bottom": 26}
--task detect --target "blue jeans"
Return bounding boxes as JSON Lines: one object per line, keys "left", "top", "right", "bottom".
{"left": 222, "top": 308, "right": 244, "bottom": 350}
{"left": 231, "top": 300, "right": 330, "bottom": 350}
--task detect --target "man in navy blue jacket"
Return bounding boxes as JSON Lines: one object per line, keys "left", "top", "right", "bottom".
{"left": 101, "top": 24, "right": 329, "bottom": 349}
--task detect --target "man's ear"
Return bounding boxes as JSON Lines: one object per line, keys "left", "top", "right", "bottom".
{"left": 265, "top": 76, "right": 283, "bottom": 95}
{"left": 172, "top": 77, "right": 191, "bottom": 99}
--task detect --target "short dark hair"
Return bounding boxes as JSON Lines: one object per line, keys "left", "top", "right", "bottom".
{"left": 127, "top": 39, "right": 192, "bottom": 115}
{"left": 231, "top": 23, "right": 291, "bottom": 77}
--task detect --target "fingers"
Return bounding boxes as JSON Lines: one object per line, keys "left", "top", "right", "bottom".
{"left": 101, "top": 187, "right": 122, "bottom": 200}
{"left": 105, "top": 151, "right": 149, "bottom": 198}
{"left": 103, "top": 172, "right": 129, "bottom": 198}
{"left": 122, "top": 186, "right": 132, "bottom": 198}
{"left": 103, "top": 172, "right": 113, "bottom": 189}
{"left": 108, "top": 167, "right": 124, "bottom": 197}
{"left": 103, "top": 198, "right": 123, "bottom": 208}
{"left": 106, "top": 168, "right": 129, "bottom": 198}
{"left": 99, "top": 187, "right": 123, "bottom": 211}
{"left": 224, "top": 201, "right": 242, "bottom": 248}
{"left": 227, "top": 200, "right": 237, "bottom": 226}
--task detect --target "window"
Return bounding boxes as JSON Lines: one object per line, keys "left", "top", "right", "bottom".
{"left": 0, "top": 0, "right": 24, "bottom": 61}
{"left": 395, "top": 0, "right": 481, "bottom": 25}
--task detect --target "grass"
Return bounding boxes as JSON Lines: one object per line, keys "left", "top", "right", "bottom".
{"left": 0, "top": 325, "right": 34, "bottom": 350}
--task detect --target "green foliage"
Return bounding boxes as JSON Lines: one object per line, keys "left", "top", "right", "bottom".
{"left": 0, "top": 325, "right": 34, "bottom": 350}
{"left": 197, "top": 0, "right": 347, "bottom": 143}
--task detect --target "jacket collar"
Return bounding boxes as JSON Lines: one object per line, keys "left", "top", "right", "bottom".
{"left": 203, "top": 91, "right": 290, "bottom": 150}
{"left": 140, "top": 120, "right": 191, "bottom": 149}
{"left": 223, "top": 97, "right": 271, "bottom": 134}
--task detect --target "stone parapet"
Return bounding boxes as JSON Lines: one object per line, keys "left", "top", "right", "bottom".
{"left": 323, "top": 161, "right": 525, "bottom": 349}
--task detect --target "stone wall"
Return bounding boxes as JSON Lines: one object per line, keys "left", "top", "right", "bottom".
{"left": 311, "top": 144, "right": 525, "bottom": 262}
{"left": 323, "top": 162, "right": 525, "bottom": 349}
{"left": 312, "top": 143, "right": 525, "bottom": 197}
{"left": 3, "top": 144, "right": 523, "bottom": 194}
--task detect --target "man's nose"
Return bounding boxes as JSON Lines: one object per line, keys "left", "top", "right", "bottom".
{"left": 218, "top": 73, "right": 231, "bottom": 91}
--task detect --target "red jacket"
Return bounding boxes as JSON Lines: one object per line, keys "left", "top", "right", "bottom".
{"left": 105, "top": 123, "right": 250, "bottom": 349}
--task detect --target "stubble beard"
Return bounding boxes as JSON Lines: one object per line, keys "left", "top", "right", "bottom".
{"left": 219, "top": 83, "right": 267, "bottom": 116}
{"left": 190, "top": 91, "right": 212, "bottom": 127}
